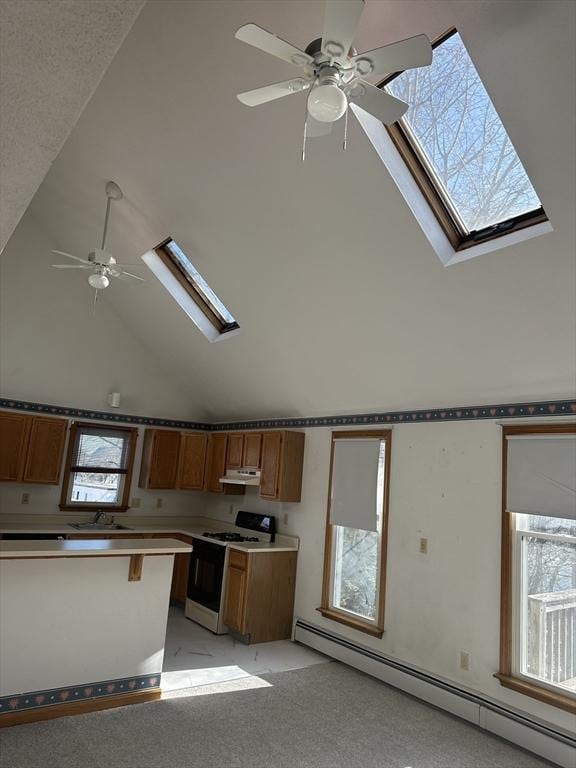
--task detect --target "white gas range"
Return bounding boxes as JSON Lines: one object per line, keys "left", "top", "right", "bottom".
{"left": 184, "top": 511, "right": 275, "bottom": 634}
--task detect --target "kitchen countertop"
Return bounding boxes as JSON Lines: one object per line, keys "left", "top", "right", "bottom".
{"left": 0, "top": 537, "right": 192, "bottom": 558}
{"left": 0, "top": 521, "right": 299, "bottom": 553}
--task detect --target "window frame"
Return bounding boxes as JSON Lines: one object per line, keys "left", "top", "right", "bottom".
{"left": 381, "top": 28, "right": 548, "bottom": 251}
{"left": 154, "top": 238, "right": 239, "bottom": 336}
{"left": 497, "top": 423, "right": 576, "bottom": 715}
{"left": 59, "top": 422, "right": 138, "bottom": 512}
{"left": 319, "top": 429, "right": 392, "bottom": 637}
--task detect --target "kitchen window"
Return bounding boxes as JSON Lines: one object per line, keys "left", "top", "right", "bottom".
{"left": 59, "top": 423, "right": 137, "bottom": 511}
{"left": 142, "top": 238, "right": 239, "bottom": 342}
{"left": 382, "top": 29, "right": 547, "bottom": 250}
{"left": 319, "top": 430, "right": 392, "bottom": 637}
{"left": 498, "top": 424, "right": 576, "bottom": 714}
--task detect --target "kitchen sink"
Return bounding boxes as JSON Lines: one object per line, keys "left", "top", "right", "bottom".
{"left": 68, "top": 523, "right": 133, "bottom": 531}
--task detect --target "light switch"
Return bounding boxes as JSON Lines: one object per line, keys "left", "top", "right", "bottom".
{"left": 419, "top": 537, "right": 428, "bottom": 554}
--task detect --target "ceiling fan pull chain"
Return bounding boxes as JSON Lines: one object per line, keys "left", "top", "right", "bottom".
{"left": 343, "top": 106, "right": 349, "bottom": 151}
{"left": 302, "top": 109, "right": 309, "bottom": 162}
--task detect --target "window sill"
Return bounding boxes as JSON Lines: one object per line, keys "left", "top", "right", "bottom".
{"left": 317, "top": 607, "right": 384, "bottom": 638}
{"left": 495, "top": 673, "right": 576, "bottom": 714}
{"left": 58, "top": 505, "right": 129, "bottom": 513}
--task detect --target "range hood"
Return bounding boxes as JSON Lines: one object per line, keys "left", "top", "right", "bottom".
{"left": 219, "top": 469, "right": 261, "bottom": 486}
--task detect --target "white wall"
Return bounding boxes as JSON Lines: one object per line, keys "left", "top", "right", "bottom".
{"left": 0, "top": 211, "right": 202, "bottom": 421}
{"left": 0, "top": 553, "right": 171, "bottom": 694}
{"left": 204, "top": 420, "right": 576, "bottom": 734}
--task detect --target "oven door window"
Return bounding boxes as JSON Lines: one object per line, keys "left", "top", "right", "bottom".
{"left": 188, "top": 541, "right": 226, "bottom": 612}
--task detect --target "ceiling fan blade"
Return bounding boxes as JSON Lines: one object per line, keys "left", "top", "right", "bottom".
{"left": 349, "top": 82, "right": 408, "bottom": 124}
{"left": 353, "top": 34, "right": 432, "bottom": 78}
{"left": 114, "top": 271, "right": 145, "bottom": 282}
{"left": 237, "top": 78, "right": 310, "bottom": 107}
{"left": 51, "top": 264, "right": 92, "bottom": 269}
{"left": 235, "top": 24, "right": 313, "bottom": 67}
{"left": 321, "top": 0, "right": 365, "bottom": 62}
{"left": 51, "top": 249, "right": 92, "bottom": 265}
{"left": 307, "top": 114, "right": 333, "bottom": 138}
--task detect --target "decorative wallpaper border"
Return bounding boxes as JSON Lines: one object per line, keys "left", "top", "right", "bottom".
{"left": 0, "top": 398, "right": 209, "bottom": 430}
{"left": 0, "top": 673, "right": 160, "bottom": 714}
{"left": 1, "top": 396, "right": 574, "bottom": 432}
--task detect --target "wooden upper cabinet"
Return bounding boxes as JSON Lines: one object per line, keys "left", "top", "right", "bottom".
{"left": 139, "top": 429, "right": 181, "bottom": 489}
{"left": 260, "top": 431, "right": 305, "bottom": 502}
{"left": 226, "top": 433, "right": 244, "bottom": 469}
{"left": 178, "top": 432, "right": 207, "bottom": 490}
{"left": 23, "top": 416, "right": 67, "bottom": 484}
{"left": 204, "top": 433, "right": 229, "bottom": 493}
{"left": 260, "top": 432, "right": 282, "bottom": 498}
{"left": 243, "top": 432, "right": 262, "bottom": 469}
{"left": 0, "top": 411, "right": 67, "bottom": 484}
{"left": 0, "top": 412, "right": 31, "bottom": 481}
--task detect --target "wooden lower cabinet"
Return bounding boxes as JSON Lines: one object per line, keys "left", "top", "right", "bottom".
{"left": 222, "top": 549, "right": 297, "bottom": 644}
{"left": 170, "top": 552, "right": 191, "bottom": 605}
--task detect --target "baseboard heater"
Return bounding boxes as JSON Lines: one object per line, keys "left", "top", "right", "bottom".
{"left": 294, "top": 618, "right": 575, "bottom": 768}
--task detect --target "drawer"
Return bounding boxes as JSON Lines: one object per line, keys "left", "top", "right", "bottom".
{"left": 229, "top": 549, "right": 248, "bottom": 570}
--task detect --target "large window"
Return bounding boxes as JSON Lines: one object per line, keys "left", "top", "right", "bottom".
{"left": 60, "top": 423, "right": 137, "bottom": 511}
{"left": 320, "top": 430, "right": 392, "bottom": 636}
{"left": 499, "top": 425, "right": 576, "bottom": 714}
{"left": 383, "top": 29, "right": 547, "bottom": 250}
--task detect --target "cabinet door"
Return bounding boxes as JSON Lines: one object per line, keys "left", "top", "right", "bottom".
{"left": 148, "top": 430, "right": 181, "bottom": 489}
{"left": 170, "top": 553, "right": 191, "bottom": 605}
{"left": 204, "top": 434, "right": 228, "bottom": 492}
{"left": 22, "top": 416, "right": 67, "bottom": 484}
{"left": 0, "top": 412, "right": 30, "bottom": 481}
{"left": 223, "top": 563, "right": 248, "bottom": 632}
{"left": 226, "top": 433, "right": 244, "bottom": 469}
{"left": 242, "top": 433, "right": 262, "bottom": 469}
{"left": 260, "top": 432, "right": 282, "bottom": 499}
{"left": 178, "top": 432, "right": 207, "bottom": 490}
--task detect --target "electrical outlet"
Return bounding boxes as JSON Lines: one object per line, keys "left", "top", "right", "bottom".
{"left": 419, "top": 537, "right": 428, "bottom": 554}
{"left": 283, "top": 513, "right": 288, "bottom": 526}
{"left": 229, "top": 504, "right": 234, "bottom": 516}
{"left": 21, "top": 492, "right": 30, "bottom": 505}
{"left": 459, "top": 651, "right": 470, "bottom": 671}
{"left": 156, "top": 498, "right": 163, "bottom": 509}
{"left": 131, "top": 497, "right": 141, "bottom": 508}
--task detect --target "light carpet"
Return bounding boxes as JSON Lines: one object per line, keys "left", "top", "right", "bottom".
{"left": 0, "top": 661, "right": 556, "bottom": 768}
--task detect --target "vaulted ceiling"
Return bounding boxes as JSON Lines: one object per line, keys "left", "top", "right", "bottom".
{"left": 0, "top": 0, "right": 144, "bottom": 251}
{"left": 5, "top": 0, "right": 576, "bottom": 421}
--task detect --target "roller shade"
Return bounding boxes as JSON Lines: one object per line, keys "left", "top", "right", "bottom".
{"left": 506, "top": 435, "right": 576, "bottom": 519}
{"left": 330, "top": 439, "right": 382, "bottom": 532}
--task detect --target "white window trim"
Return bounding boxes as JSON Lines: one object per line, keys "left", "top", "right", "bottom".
{"left": 351, "top": 104, "right": 553, "bottom": 267}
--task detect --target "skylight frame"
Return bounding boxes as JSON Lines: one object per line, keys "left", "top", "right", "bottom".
{"left": 154, "top": 238, "right": 239, "bottom": 336}
{"left": 381, "top": 28, "right": 548, "bottom": 251}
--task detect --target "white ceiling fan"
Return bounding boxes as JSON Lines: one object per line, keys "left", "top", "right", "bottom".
{"left": 235, "top": 0, "right": 432, "bottom": 144}
{"left": 51, "top": 181, "right": 144, "bottom": 296}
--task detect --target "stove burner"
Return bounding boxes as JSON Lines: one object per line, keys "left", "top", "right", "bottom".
{"left": 202, "top": 532, "right": 260, "bottom": 543}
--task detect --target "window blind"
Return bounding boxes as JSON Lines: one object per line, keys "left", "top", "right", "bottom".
{"left": 329, "top": 438, "right": 382, "bottom": 532}
{"left": 72, "top": 427, "right": 131, "bottom": 470}
{"left": 506, "top": 435, "right": 576, "bottom": 520}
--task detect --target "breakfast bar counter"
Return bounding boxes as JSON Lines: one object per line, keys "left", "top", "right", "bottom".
{"left": 0, "top": 538, "right": 192, "bottom": 726}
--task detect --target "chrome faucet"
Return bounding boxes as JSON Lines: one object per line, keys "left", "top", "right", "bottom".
{"left": 94, "top": 509, "right": 108, "bottom": 525}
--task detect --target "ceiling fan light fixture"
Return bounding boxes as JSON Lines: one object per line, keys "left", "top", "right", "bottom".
{"left": 88, "top": 272, "right": 110, "bottom": 290}
{"left": 307, "top": 83, "right": 348, "bottom": 123}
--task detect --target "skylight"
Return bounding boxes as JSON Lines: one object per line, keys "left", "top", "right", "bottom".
{"left": 142, "top": 238, "right": 239, "bottom": 342}
{"left": 384, "top": 29, "right": 546, "bottom": 247}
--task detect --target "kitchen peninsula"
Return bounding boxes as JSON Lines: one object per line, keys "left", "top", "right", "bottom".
{"left": 0, "top": 537, "right": 191, "bottom": 726}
